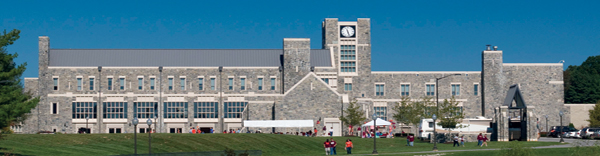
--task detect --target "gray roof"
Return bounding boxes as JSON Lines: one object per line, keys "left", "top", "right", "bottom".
{"left": 48, "top": 49, "right": 331, "bottom": 67}
{"left": 502, "top": 84, "right": 527, "bottom": 108}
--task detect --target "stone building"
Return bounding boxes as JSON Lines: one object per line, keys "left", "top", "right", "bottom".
{"left": 20, "top": 18, "right": 566, "bottom": 135}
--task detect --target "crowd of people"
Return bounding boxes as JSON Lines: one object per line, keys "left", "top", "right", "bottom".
{"left": 323, "top": 138, "right": 353, "bottom": 155}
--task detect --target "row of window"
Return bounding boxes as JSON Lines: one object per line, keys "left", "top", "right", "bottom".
{"left": 340, "top": 44, "right": 357, "bottom": 73}
{"left": 376, "top": 106, "right": 464, "bottom": 121}
{"left": 374, "top": 84, "right": 480, "bottom": 96}
{"left": 70, "top": 102, "right": 247, "bottom": 119}
{"left": 53, "top": 76, "right": 277, "bottom": 91}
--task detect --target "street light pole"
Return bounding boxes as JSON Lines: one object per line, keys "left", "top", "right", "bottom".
{"left": 559, "top": 111, "right": 564, "bottom": 143}
{"left": 432, "top": 114, "right": 438, "bottom": 151}
{"left": 372, "top": 114, "right": 378, "bottom": 154}
{"left": 86, "top": 116, "right": 89, "bottom": 134}
{"left": 147, "top": 119, "right": 152, "bottom": 154}
{"left": 132, "top": 117, "right": 139, "bottom": 155}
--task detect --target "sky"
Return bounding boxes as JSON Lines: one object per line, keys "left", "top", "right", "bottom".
{"left": 2, "top": 0, "right": 599, "bottom": 79}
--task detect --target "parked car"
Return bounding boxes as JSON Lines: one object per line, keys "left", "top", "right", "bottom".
{"left": 569, "top": 130, "right": 582, "bottom": 138}
{"left": 590, "top": 130, "right": 600, "bottom": 139}
{"left": 549, "top": 126, "right": 574, "bottom": 137}
{"left": 581, "top": 127, "right": 600, "bottom": 139}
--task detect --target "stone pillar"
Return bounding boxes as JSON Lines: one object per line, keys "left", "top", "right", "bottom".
{"left": 527, "top": 106, "right": 538, "bottom": 141}
{"left": 482, "top": 49, "right": 504, "bottom": 118}
{"left": 497, "top": 106, "right": 509, "bottom": 141}
{"left": 34, "top": 36, "right": 50, "bottom": 133}
{"left": 356, "top": 18, "right": 371, "bottom": 76}
{"left": 283, "top": 38, "right": 311, "bottom": 93}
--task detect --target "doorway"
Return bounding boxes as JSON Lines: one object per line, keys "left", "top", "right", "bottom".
{"left": 109, "top": 128, "right": 122, "bottom": 133}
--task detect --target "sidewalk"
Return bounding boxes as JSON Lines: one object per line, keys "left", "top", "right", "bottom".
{"left": 356, "top": 137, "right": 599, "bottom": 155}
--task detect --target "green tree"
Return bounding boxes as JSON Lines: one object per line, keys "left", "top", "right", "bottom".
{"left": 588, "top": 101, "right": 600, "bottom": 127}
{"left": 436, "top": 97, "right": 465, "bottom": 133}
{"left": 0, "top": 29, "right": 39, "bottom": 132}
{"left": 565, "top": 55, "right": 600, "bottom": 103}
{"left": 340, "top": 100, "right": 367, "bottom": 132}
{"left": 392, "top": 96, "right": 426, "bottom": 134}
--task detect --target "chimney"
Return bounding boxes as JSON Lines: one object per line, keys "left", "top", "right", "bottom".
{"left": 486, "top": 45, "right": 491, "bottom": 51}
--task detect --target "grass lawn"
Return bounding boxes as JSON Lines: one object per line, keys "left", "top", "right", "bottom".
{"left": 0, "top": 133, "right": 562, "bottom": 156}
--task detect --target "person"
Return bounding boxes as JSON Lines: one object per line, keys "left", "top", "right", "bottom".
{"left": 324, "top": 139, "right": 331, "bottom": 155}
{"left": 345, "top": 139, "right": 353, "bottom": 154}
{"left": 236, "top": 129, "right": 240, "bottom": 133}
{"left": 349, "top": 125, "right": 353, "bottom": 136}
{"left": 329, "top": 127, "right": 334, "bottom": 137}
{"left": 323, "top": 126, "right": 327, "bottom": 136}
{"left": 362, "top": 130, "right": 366, "bottom": 138}
{"left": 481, "top": 134, "right": 488, "bottom": 147}
{"left": 408, "top": 134, "right": 414, "bottom": 146}
{"left": 191, "top": 127, "right": 196, "bottom": 134}
{"left": 477, "top": 133, "right": 483, "bottom": 146}
{"left": 453, "top": 134, "right": 459, "bottom": 147}
{"left": 460, "top": 135, "right": 465, "bottom": 147}
{"left": 189, "top": 127, "right": 193, "bottom": 134}
{"left": 314, "top": 128, "right": 318, "bottom": 137}
{"left": 406, "top": 134, "right": 410, "bottom": 146}
{"left": 357, "top": 126, "right": 362, "bottom": 137}
{"left": 330, "top": 138, "right": 337, "bottom": 155}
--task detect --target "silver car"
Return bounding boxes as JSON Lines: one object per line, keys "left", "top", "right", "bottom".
{"left": 568, "top": 130, "right": 582, "bottom": 138}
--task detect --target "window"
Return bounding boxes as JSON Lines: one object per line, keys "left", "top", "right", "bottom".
{"left": 53, "top": 78, "right": 58, "bottom": 90}
{"left": 198, "top": 78, "right": 203, "bottom": 90}
{"left": 452, "top": 84, "right": 460, "bottom": 96}
{"left": 258, "top": 78, "right": 263, "bottom": 90}
{"left": 168, "top": 78, "right": 173, "bottom": 90}
{"left": 401, "top": 84, "right": 410, "bottom": 96}
{"left": 340, "top": 62, "right": 356, "bottom": 72}
{"left": 77, "top": 78, "right": 82, "bottom": 90}
{"left": 426, "top": 84, "right": 435, "bottom": 96}
{"left": 428, "top": 122, "right": 434, "bottom": 128}
{"left": 210, "top": 78, "right": 216, "bottom": 90}
{"left": 240, "top": 78, "right": 246, "bottom": 90}
{"left": 270, "top": 78, "right": 276, "bottom": 90}
{"left": 451, "top": 107, "right": 463, "bottom": 117}
{"left": 71, "top": 102, "right": 97, "bottom": 119}
{"left": 138, "top": 78, "right": 143, "bottom": 90}
{"left": 194, "top": 102, "right": 218, "bottom": 118}
{"left": 374, "top": 106, "right": 387, "bottom": 120}
{"left": 52, "top": 103, "right": 58, "bottom": 114}
{"left": 224, "top": 102, "right": 247, "bottom": 118}
{"left": 474, "top": 84, "right": 479, "bottom": 96}
{"left": 109, "top": 128, "right": 122, "bottom": 134}
{"left": 134, "top": 102, "right": 157, "bottom": 118}
{"left": 228, "top": 78, "right": 233, "bottom": 90}
{"left": 103, "top": 102, "right": 127, "bottom": 119}
{"left": 89, "top": 78, "right": 94, "bottom": 90}
{"left": 107, "top": 78, "right": 113, "bottom": 90}
{"left": 375, "top": 84, "right": 385, "bottom": 96}
{"left": 150, "top": 78, "right": 155, "bottom": 90}
{"left": 180, "top": 78, "right": 186, "bottom": 90}
{"left": 119, "top": 78, "right": 125, "bottom": 90}
{"left": 340, "top": 45, "right": 356, "bottom": 73}
{"left": 164, "top": 102, "right": 188, "bottom": 118}
{"left": 344, "top": 83, "right": 352, "bottom": 91}
{"left": 322, "top": 78, "right": 329, "bottom": 84}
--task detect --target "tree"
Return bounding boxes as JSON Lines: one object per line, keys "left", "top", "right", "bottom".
{"left": 392, "top": 96, "right": 426, "bottom": 134}
{"left": 436, "top": 97, "right": 465, "bottom": 133}
{"left": 340, "top": 100, "right": 367, "bottom": 133}
{"left": 564, "top": 55, "right": 600, "bottom": 103}
{"left": 588, "top": 102, "right": 600, "bottom": 127}
{"left": 0, "top": 29, "right": 40, "bottom": 132}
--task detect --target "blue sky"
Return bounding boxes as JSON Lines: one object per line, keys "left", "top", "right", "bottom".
{"left": 2, "top": 0, "right": 599, "bottom": 79}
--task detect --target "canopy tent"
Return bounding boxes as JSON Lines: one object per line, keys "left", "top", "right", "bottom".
{"left": 243, "top": 120, "right": 314, "bottom": 128}
{"left": 362, "top": 118, "right": 392, "bottom": 126}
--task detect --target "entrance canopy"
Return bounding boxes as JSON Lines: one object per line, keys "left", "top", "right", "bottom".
{"left": 362, "top": 118, "right": 392, "bottom": 126}
{"left": 244, "top": 120, "right": 314, "bottom": 127}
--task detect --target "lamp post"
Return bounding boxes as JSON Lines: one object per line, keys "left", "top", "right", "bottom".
{"left": 559, "top": 111, "right": 564, "bottom": 143}
{"left": 545, "top": 115, "right": 549, "bottom": 133}
{"left": 132, "top": 117, "right": 139, "bottom": 155}
{"left": 372, "top": 113, "right": 378, "bottom": 154}
{"left": 86, "top": 116, "right": 90, "bottom": 134}
{"left": 432, "top": 114, "right": 438, "bottom": 151}
{"left": 147, "top": 118, "right": 152, "bottom": 154}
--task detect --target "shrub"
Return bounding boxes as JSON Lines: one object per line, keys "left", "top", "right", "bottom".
{"left": 497, "top": 141, "right": 534, "bottom": 156}
{"left": 222, "top": 147, "right": 236, "bottom": 156}
{"left": 1, "top": 127, "right": 13, "bottom": 134}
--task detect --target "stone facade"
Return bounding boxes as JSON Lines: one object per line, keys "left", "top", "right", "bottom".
{"left": 20, "top": 18, "right": 565, "bottom": 138}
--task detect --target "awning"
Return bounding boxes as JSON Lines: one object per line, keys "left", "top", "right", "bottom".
{"left": 243, "top": 120, "right": 314, "bottom": 127}
{"left": 362, "top": 118, "right": 392, "bottom": 126}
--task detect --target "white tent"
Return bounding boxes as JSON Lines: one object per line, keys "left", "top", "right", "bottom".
{"left": 362, "top": 118, "right": 392, "bottom": 126}
{"left": 244, "top": 120, "right": 314, "bottom": 127}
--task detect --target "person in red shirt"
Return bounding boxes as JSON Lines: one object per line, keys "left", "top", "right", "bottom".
{"left": 357, "top": 127, "right": 362, "bottom": 138}
{"left": 477, "top": 133, "right": 483, "bottom": 146}
{"left": 191, "top": 127, "right": 196, "bottom": 134}
{"left": 323, "top": 139, "right": 331, "bottom": 155}
{"left": 481, "top": 134, "right": 489, "bottom": 147}
{"left": 408, "top": 134, "right": 415, "bottom": 146}
{"left": 330, "top": 138, "right": 337, "bottom": 155}
{"left": 314, "top": 128, "right": 318, "bottom": 137}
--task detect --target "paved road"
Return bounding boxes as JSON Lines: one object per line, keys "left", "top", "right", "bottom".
{"left": 355, "top": 137, "right": 600, "bottom": 155}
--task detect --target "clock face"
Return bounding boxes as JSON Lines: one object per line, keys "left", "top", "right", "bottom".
{"left": 340, "top": 26, "right": 355, "bottom": 38}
